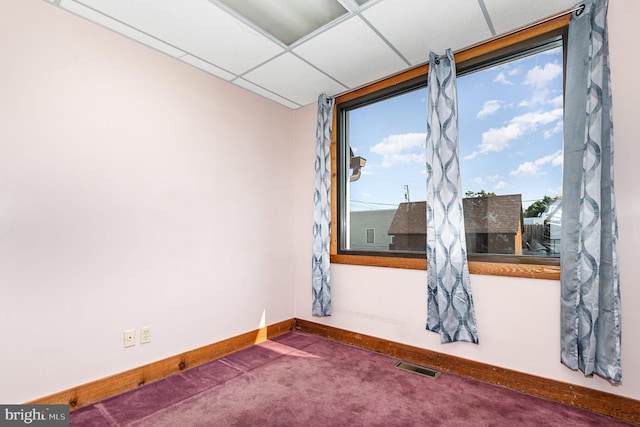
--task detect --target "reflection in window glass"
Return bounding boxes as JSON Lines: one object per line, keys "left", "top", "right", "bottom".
{"left": 341, "top": 45, "right": 563, "bottom": 258}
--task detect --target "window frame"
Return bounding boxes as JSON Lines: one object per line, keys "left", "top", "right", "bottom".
{"left": 330, "top": 15, "right": 570, "bottom": 280}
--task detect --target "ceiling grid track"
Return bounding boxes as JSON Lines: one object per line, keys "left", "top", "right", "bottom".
{"left": 359, "top": 14, "right": 412, "bottom": 66}
{"left": 477, "top": 0, "right": 497, "bottom": 36}
{"left": 43, "top": 0, "right": 580, "bottom": 109}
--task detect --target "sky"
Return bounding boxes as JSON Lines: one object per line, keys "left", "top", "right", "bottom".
{"left": 347, "top": 45, "right": 564, "bottom": 212}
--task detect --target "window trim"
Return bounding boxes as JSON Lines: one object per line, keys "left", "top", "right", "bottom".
{"left": 330, "top": 15, "right": 570, "bottom": 280}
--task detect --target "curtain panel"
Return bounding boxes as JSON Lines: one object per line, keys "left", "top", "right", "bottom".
{"left": 312, "top": 94, "right": 334, "bottom": 317}
{"left": 561, "top": 0, "right": 621, "bottom": 383}
{"left": 425, "top": 50, "right": 479, "bottom": 344}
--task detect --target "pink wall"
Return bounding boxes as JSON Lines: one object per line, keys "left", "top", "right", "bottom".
{"left": 293, "top": 0, "right": 640, "bottom": 401}
{"left": 1, "top": 0, "right": 638, "bottom": 405}
{"left": 0, "top": 0, "right": 294, "bottom": 402}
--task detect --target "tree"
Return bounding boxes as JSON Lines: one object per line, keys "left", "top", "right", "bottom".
{"left": 523, "top": 195, "right": 555, "bottom": 218}
{"left": 465, "top": 190, "right": 496, "bottom": 198}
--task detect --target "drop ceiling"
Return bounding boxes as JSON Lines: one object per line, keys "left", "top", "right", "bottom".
{"left": 44, "top": 0, "right": 578, "bottom": 109}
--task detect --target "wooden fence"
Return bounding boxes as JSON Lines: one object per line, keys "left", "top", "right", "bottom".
{"left": 523, "top": 224, "right": 545, "bottom": 245}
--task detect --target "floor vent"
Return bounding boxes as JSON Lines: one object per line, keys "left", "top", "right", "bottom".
{"left": 394, "top": 361, "right": 440, "bottom": 379}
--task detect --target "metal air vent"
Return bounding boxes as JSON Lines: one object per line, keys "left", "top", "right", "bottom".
{"left": 394, "top": 361, "right": 440, "bottom": 379}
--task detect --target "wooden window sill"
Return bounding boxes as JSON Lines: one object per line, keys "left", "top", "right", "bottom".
{"left": 330, "top": 254, "right": 560, "bottom": 280}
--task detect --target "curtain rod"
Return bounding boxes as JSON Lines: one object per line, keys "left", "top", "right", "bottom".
{"left": 329, "top": 3, "right": 585, "bottom": 100}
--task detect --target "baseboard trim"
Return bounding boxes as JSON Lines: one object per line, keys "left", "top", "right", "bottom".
{"left": 28, "top": 317, "right": 639, "bottom": 425}
{"left": 294, "top": 319, "right": 639, "bottom": 425}
{"left": 28, "top": 318, "right": 295, "bottom": 410}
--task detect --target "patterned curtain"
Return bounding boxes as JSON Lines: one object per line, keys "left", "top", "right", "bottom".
{"left": 425, "top": 50, "right": 478, "bottom": 344}
{"left": 312, "top": 94, "right": 334, "bottom": 316}
{"left": 561, "top": 0, "right": 621, "bottom": 383}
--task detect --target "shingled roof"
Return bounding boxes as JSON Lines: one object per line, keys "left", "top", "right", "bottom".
{"left": 387, "top": 201, "right": 427, "bottom": 235}
{"left": 387, "top": 195, "right": 523, "bottom": 235}
{"left": 462, "top": 194, "right": 523, "bottom": 234}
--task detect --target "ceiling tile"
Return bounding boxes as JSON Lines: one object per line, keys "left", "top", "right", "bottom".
{"left": 59, "top": 0, "right": 185, "bottom": 58}
{"left": 51, "top": 0, "right": 579, "bottom": 110}
{"left": 483, "top": 0, "right": 577, "bottom": 35}
{"left": 293, "top": 16, "right": 408, "bottom": 89}
{"left": 73, "top": 0, "right": 285, "bottom": 74}
{"left": 233, "top": 79, "right": 301, "bottom": 109}
{"left": 363, "top": 0, "right": 492, "bottom": 65}
{"left": 242, "top": 53, "right": 347, "bottom": 106}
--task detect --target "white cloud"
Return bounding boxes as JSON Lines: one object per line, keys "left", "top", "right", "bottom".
{"left": 473, "top": 177, "right": 485, "bottom": 186}
{"left": 547, "top": 186, "right": 562, "bottom": 196}
{"left": 370, "top": 132, "right": 424, "bottom": 154}
{"left": 370, "top": 132, "right": 426, "bottom": 167}
{"left": 378, "top": 153, "right": 424, "bottom": 167}
{"left": 510, "top": 161, "right": 538, "bottom": 177}
{"left": 509, "top": 150, "right": 563, "bottom": 177}
{"left": 470, "top": 176, "right": 507, "bottom": 191}
{"left": 465, "top": 108, "right": 563, "bottom": 159}
{"left": 525, "top": 62, "right": 562, "bottom": 89}
{"left": 520, "top": 88, "right": 549, "bottom": 107}
{"left": 518, "top": 62, "right": 563, "bottom": 106}
{"left": 544, "top": 120, "right": 563, "bottom": 139}
{"left": 493, "top": 72, "right": 514, "bottom": 85}
{"left": 494, "top": 181, "right": 507, "bottom": 190}
{"left": 477, "top": 100, "right": 503, "bottom": 119}
{"left": 360, "top": 167, "right": 373, "bottom": 175}
{"left": 536, "top": 150, "right": 563, "bottom": 167}
{"left": 471, "top": 174, "right": 503, "bottom": 188}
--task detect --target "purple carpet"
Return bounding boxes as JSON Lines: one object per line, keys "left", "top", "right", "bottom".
{"left": 70, "top": 332, "right": 633, "bottom": 426}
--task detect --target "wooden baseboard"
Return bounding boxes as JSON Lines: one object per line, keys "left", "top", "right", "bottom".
{"left": 28, "top": 318, "right": 295, "bottom": 410}
{"left": 27, "top": 317, "right": 639, "bottom": 425}
{"left": 294, "top": 319, "right": 639, "bottom": 425}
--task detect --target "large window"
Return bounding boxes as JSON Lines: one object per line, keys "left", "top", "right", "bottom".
{"left": 331, "top": 17, "right": 568, "bottom": 279}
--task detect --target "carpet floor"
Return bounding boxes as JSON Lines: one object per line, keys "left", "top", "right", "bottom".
{"left": 70, "top": 331, "right": 634, "bottom": 426}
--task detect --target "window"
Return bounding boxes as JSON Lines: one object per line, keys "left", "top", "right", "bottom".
{"left": 331, "top": 16, "right": 569, "bottom": 279}
{"left": 365, "top": 228, "right": 375, "bottom": 244}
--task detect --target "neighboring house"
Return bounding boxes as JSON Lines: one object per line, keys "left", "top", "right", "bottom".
{"left": 463, "top": 194, "right": 523, "bottom": 255}
{"left": 349, "top": 209, "right": 397, "bottom": 251}
{"left": 387, "top": 202, "right": 427, "bottom": 251}
{"left": 387, "top": 195, "right": 524, "bottom": 255}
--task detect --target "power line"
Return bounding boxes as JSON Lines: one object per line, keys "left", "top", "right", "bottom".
{"left": 350, "top": 200, "right": 399, "bottom": 208}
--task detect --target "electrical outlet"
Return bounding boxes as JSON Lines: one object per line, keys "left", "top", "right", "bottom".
{"left": 124, "top": 329, "right": 136, "bottom": 348}
{"left": 140, "top": 327, "right": 151, "bottom": 344}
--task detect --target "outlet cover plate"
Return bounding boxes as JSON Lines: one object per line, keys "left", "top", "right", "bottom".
{"left": 140, "top": 327, "right": 151, "bottom": 344}
{"left": 124, "top": 329, "right": 136, "bottom": 348}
